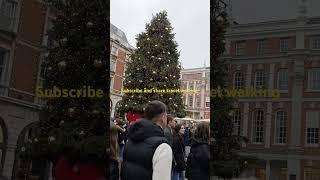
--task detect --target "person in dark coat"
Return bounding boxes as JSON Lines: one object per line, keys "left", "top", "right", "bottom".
{"left": 110, "top": 122, "right": 120, "bottom": 180}
{"left": 121, "top": 101, "right": 173, "bottom": 180}
{"left": 186, "top": 122, "right": 209, "bottom": 180}
{"left": 172, "top": 124, "right": 186, "bottom": 180}
{"left": 163, "top": 115, "right": 176, "bottom": 147}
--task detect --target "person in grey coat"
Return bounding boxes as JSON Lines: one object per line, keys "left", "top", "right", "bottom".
{"left": 163, "top": 115, "right": 176, "bottom": 147}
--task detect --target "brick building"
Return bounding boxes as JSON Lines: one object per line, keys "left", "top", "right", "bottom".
{"left": 110, "top": 23, "right": 134, "bottom": 118}
{"left": 0, "top": 0, "right": 55, "bottom": 179}
{"left": 223, "top": 3, "right": 320, "bottom": 180}
{"left": 180, "top": 66, "right": 210, "bottom": 120}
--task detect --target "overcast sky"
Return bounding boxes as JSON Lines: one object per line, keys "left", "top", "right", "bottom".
{"left": 111, "top": 0, "right": 210, "bottom": 69}
{"left": 232, "top": 0, "right": 320, "bottom": 23}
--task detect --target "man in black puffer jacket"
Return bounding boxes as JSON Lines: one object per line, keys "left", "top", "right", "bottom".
{"left": 121, "top": 101, "right": 172, "bottom": 180}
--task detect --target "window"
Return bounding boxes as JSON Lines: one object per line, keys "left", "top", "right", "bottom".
{"left": 311, "top": 36, "right": 320, "bottom": 49}
{"left": 4, "top": 0, "right": 16, "bottom": 17}
{"left": 0, "top": 0, "right": 17, "bottom": 32}
{"left": 255, "top": 71, "right": 266, "bottom": 88}
{"left": 234, "top": 72, "right": 244, "bottom": 89}
{"left": 0, "top": 48, "right": 8, "bottom": 83}
{"left": 196, "top": 95, "right": 200, "bottom": 108}
{"left": 183, "top": 95, "right": 187, "bottom": 106}
{"left": 205, "top": 97, "right": 210, "bottom": 108}
{"left": 278, "top": 69, "right": 288, "bottom": 90}
{"left": 194, "top": 112, "right": 200, "bottom": 119}
{"left": 308, "top": 68, "right": 320, "bottom": 90}
{"left": 253, "top": 110, "right": 264, "bottom": 143}
{"left": 110, "top": 60, "right": 116, "bottom": 73}
{"left": 38, "top": 60, "right": 47, "bottom": 87}
{"left": 122, "top": 64, "right": 127, "bottom": 77}
{"left": 233, "top": 110, "right": 241, "bottom": 135}
{"left": 111, "top": 46, "right": 118, "bottom": 55}
{"left": 257, "top": 39, "right": 269, "bottom": 54}
{"left": 280, "top": 38, "right": 290, "bottom": 52}
{"left": 125, "top": 53, "right": 130, "bottom": 61}
{"left": 306, "top": 111, "right": 319, "bottom": 145}
{"left": 205, "top": 82, "right": 209, "bottom": 91}
{"left": 189, "top": 83, "right": 194, "bottom": 90}
{"left": 188, "top": 95, "right": 193, "bottom": 107}
{"left": 110, "top": 76, "right": 114, "bottom": 89}
{"left": 275, "top": 111, "right": 287, "bottom": 144}
{"left": 235, "top": 41, "right": 245, "bottom": 56}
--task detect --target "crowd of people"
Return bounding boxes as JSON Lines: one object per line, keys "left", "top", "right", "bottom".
{"left": 110, "top": 100, "right": 210, "bottom": 180}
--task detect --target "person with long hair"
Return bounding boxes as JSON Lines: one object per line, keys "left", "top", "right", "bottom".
{"left": 172, "top": 124, "right": 186, "bottom": 180}
{"left": 185, "top": 122, "right": 209, "bottom": 180}
{"left": 110, "top": 122, "right": 120, "bottom": 180}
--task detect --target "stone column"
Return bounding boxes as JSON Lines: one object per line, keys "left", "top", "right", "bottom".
{"left": 287, "top": 159, "right": 301, "bottom": 180}
{"left": 290, "top": 55, "right": 305, "bottom": 149}
{"left": 246, "top": 64, "right": 252, "bottom": 87}
{"left": 265, "top": 102, "right": 272, "bottom": 148}
{"left": 242, "top": 103, "right": 249, "bottom": 148}
{"left": 2, "top": 141, "right": 17, "bottom": 179}
{"left": 266, "top": 160, "right": 271, "bottom": 180}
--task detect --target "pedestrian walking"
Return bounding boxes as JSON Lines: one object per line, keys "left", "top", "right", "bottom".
{"left": 186, "top": 122, "right": 210, "bottom": 180}
{"left": 172, "top": 124, "right": 186, "bottom": 180}
{"left": 121, "top": 100, "right": 172, "bottom": 180}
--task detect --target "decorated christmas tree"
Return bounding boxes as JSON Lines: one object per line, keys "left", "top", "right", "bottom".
{"left": 24, "top": 0, "right": 109, "bottom": 164}
{"left": 211, "top": 0, "right": 252, "bottom": 178}
{"left": 117, "top": 11, "right": 186, "bottom": 118}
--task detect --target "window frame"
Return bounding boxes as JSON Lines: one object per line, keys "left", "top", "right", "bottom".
{"left": 196, "top": 95, "right": 200, "bottom": 108}
{"left": 255, "top": 70, "right": 267, "bottom": 89}
{"left": 311, "top": 36, "right": 320, "bottom": 50}
{"left": 305, "top": 111, "right": 319, "bottom": 147}
{"left": 252, "top": 110, "right": 264, "bottom": 144}
{"left": 275, "top": 110, "right": 287, "bottom": 144}
{"left": 205, "top": 96, "right": 210, "bottom": 108}
{"left": 257, "top": 39, "right": 269, "bottom": 54}
{"left": 280, "top": 38, "right": 290, "bottom": 52}
{"left": 111, "top": 45, "right": 118, "bottom": 56}
{"left": 235, "top": 41, "right": 245, "bottom": 56}
{"left": 277, "top": 69, "right": 288, "bottom": 91}
{"left": 307, "top": 68, "right": 320, "bottom": 91}
{"left": 0, "top": 47, "right": 9, "bottom": 85}
{"left": 234, "top": 71, "right": 244, "bottom": 89}
{"left": 188, "top": 94, "right": 193, "bottom": 107}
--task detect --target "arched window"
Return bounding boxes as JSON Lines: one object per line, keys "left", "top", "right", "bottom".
{"left": 13, "top": 123, "right": 48, "bottom": 180}
{"left": 275, "top": 110, "right": 287, "bottom": 144}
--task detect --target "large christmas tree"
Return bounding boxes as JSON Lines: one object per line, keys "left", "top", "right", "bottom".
{"left": 24, "top": 0, "right": 109, "bottom": 164}
{"left": 118, "top": 11, "right": 185, "bottom": 118}
{"left": 211, "top": 0, "right": 251, "bottom": 178}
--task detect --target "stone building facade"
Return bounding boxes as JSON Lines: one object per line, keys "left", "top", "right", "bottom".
{"left": 224, "top": 13, "right": 320, "bottom": 180}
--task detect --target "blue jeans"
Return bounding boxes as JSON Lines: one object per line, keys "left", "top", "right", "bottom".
{"left": 172, "top": 170, "right": 184, "bottom": 180}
